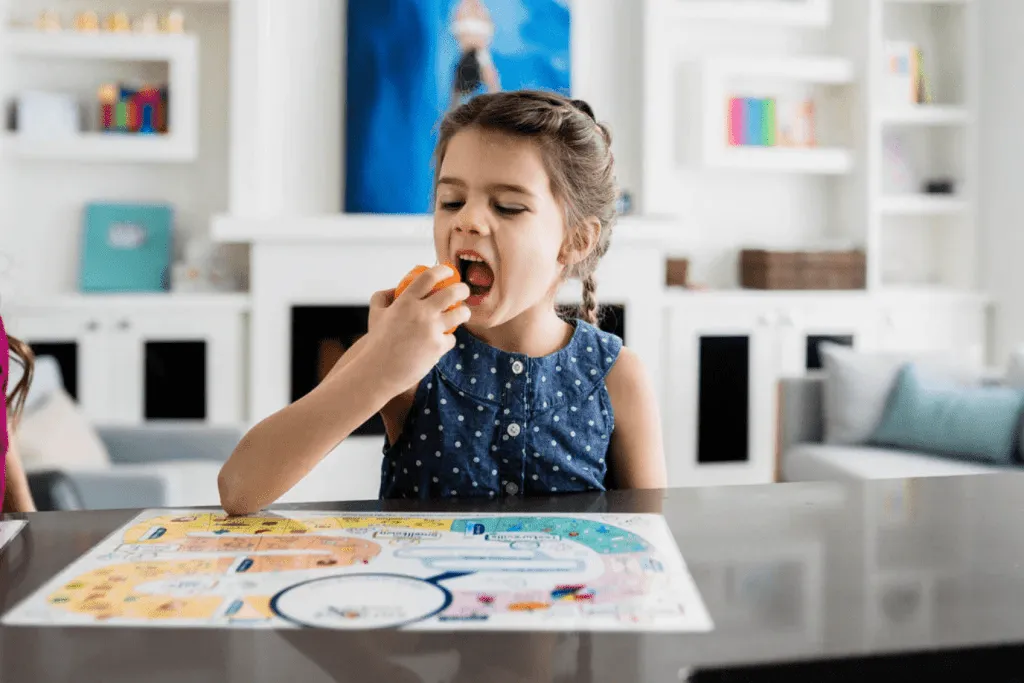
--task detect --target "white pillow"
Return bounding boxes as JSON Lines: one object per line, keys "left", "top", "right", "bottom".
{"left": 1007, "top": 346, "right": 1024, "bottom": 388}
{"left": 14, "top": 387, "right": 111, "bottom": 472}
{"left": 819, "top": 343, "right": 975, "bottom": 446}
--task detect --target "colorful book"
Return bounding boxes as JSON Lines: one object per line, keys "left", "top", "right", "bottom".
{"left": 762, "top": 98, "right": 777, "bottom": 146}
{"left": 745, "top": 98, "right": 763, "bottom": 146}
{"left": 728, "top": 97, "right": 745, "bottom": 145}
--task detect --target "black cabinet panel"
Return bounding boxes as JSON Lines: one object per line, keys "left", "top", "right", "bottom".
{"left": 698, "top": 336, "right": 749, "bottom": 464}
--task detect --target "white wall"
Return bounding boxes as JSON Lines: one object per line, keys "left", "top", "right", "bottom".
{"left": 0, "top": 0, "right": 231, "bottom": 299}
{"left": 979, "top": 0, "right": 1024, "bottom": 365}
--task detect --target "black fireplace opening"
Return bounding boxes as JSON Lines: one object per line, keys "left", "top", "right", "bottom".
{"left": 291, "top": 306, "right": 385, "bottom": 437}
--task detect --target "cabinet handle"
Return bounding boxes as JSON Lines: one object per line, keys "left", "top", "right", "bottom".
{"left": 117, "top": 319, "right": 131, "bottom": 331}
{"left": 85, "top": 320, "right": 100, "bottom": 332}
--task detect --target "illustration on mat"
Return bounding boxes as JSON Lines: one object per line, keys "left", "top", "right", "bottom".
{"left": 1, "top": 510, "right": 713, "bottom": 632}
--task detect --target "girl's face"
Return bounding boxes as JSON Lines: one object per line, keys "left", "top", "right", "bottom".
{"left": 434, "top": 128, "right": 567, "bottom": 329}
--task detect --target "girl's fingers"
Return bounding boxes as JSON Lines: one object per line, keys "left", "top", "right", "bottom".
{"left": 370, "top": 289, "right": 395, "bottom": 309}
{"left": 426, "top": 282, "right": 470, "bottom": 312}
{"left": 405, "top": 264, "right": 458, "bottom": 300}
{"left": 440, "top": 303, "right": 472, "bottom": 331}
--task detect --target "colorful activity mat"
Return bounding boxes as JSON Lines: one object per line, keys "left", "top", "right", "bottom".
{"left": 1, "top": 510, "right": 713, "bottom": 632}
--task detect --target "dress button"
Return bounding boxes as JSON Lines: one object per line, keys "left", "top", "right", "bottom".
{"left": 511, "top": 360, "right": 524, "bottom": 375}
{"left": 506, "top": 482, "right": 519, "bottom": 495}
{"left": 507, "top": 423, "right": 521, "bottom": 437}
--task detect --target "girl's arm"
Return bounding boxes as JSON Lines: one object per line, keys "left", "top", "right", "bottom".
{"left": 605, "top": 347, "right": 668, "bottom": 489}
{"left": 3, "top": 430, "right": 36, "bottom": 513}
{"left": 218, "top": 265, "right": 470, "bottom": 515}
{"left": 218, "top": 356, "right": 402, "bottom": 516}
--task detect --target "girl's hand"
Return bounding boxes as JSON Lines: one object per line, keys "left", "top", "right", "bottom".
{"left": 364, "top": 265, "right": 471, "bottom": 396}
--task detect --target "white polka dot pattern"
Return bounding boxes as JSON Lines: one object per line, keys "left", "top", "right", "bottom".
{"left": 379, "top": 321, "right": 621, "bottom": 500}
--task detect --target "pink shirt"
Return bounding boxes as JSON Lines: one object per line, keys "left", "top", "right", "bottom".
{"left": 0, "top": 312, "right": 9, "bottom": 507}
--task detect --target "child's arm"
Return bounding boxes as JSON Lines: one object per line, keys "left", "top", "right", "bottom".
{"left": 605, "top": 348, "right": 668, "bottom": 489}
{"left": 3, "top": 431, "right": 36, "bottom": 513}
{"left": 218, "top": 266, "right": 470, "bottom": 515}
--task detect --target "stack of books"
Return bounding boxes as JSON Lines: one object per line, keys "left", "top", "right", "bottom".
{"left": 727, "top": 97, "right": 816, "bottom": 148}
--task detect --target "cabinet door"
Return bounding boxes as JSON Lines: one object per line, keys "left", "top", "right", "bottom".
{"left": 876, "top": 302, "right": 987, "bottom": 367}
{"left": 115, "top": 311, "right": 246, "bottom": 424}
{"left": 6, "top": 311, "right": 112, "bottom": 421}
{"left": 666, "top": 302, "right": 778, "bottom": 488}
{"left": 776, "top": 299, "right": 876, "bottom": 376}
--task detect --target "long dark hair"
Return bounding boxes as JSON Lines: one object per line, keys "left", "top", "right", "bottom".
{"left": 433, "top": 90, "right": 618, "bottom": 325}
{"left": 5, "top": 335, "right": 34, "bottom": 424}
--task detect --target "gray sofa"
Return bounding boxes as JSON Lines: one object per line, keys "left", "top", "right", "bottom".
{"left": 778, "top": 373, "right": 1007, "bottom": 482}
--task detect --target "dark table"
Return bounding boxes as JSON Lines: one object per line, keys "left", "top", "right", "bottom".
{"left": 4, "top": 476, "right": 1024, "bottom": 682}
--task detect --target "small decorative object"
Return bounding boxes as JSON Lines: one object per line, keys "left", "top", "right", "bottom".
{"left": 35, "top": 9, "right": 62, "bottom": 32}
{"left": 16, "top": 91, "right": 80, "bottom": 139}
{"left": 883, "top": 134, "right": 916, "bottom": 194}
{"left": 171, "top": 239, "right": 238, "bottom": 293}
{"left": 666, "top": 258, "right": 689, "bottom": 288}
{"left": 99, "top": 83, "right": 169, "bottom": 135}
{"left": 740, "top": 249, "right": 866, "bottom": 290}
{"left": 924, "top": 178, "right": 956, "bottom": 195}
{"left": 615, "top": 191, "right": 633, "bottom": 216}
{"left": 73, "top": 11, "right": 100, "bottom": 33}
{"left": 161, "top": 9, "right": 185, "bottom": 34}
{"left": 103, "top": 11, "right": 132, "bottom": 33}
{"left": 80, "top": 202, "right": 174, "bottom": 293}
{"left": 133, "top": 11, "right": 160, "bottom": 34}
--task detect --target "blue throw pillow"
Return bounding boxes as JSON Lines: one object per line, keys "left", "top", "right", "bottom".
{"left": 871, "top": 363, "right": 1024, "bottom": 465}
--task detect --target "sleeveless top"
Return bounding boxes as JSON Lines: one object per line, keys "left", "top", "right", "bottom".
{"left": 379, "top": 320, "right": 623, "bottom": 500}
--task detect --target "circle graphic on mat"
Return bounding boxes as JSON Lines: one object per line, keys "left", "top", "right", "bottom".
{"left": 271, "top": 574, "right": 451, "bottom": 629}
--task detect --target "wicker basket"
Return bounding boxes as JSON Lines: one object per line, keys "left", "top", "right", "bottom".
{"left": 740, "top": 249, "right": 865, "bottom": 290}
{"left": 666, "top": 258, "right": 689, "bottom": 287}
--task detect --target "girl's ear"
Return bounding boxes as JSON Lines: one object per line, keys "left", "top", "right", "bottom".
{"left": 559, "top": 217, "right": 601, "bottom": 268}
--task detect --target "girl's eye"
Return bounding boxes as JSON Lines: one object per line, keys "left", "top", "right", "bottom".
{"left": 439, "top": 200, "right": 464, "bottom": 211}
{"left": 495, "top": 204, "right": 525, "bottom": 216}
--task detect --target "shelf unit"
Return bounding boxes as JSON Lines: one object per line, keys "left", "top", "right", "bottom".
{"left": 679, "top": 54, "right": 857, "bottom": 176}
{"left": 867, "top": 0, "right": 978, "bottom": 290}
{"left": 0, "top": 29, "right": 199, "bottom": 162}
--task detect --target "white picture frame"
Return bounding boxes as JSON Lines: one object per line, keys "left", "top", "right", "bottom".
{"left": 671, "top": 0, "right": 832, "bottom": 27}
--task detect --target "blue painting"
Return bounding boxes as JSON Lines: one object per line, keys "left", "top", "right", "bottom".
{"left": 345, "top": 0, "right": 572, "bottom": 214}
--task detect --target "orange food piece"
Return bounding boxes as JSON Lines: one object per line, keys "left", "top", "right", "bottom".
{"left": 395, "top": 263, "right": 464, "bottom": 334}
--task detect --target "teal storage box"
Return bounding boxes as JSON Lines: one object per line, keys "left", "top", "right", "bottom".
{"left": 79, "top": 202, "right": 173, "bottom": 292}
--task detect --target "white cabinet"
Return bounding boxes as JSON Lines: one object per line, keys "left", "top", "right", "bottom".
{"left": 7, "top": 309, "right": 111, "bottom": 421}
{"left": 667, "top": 297, "right": 779, "bottom": 488}
{"left": 664, "top": 292, "right": 990, "bottom": 489}
{"left": 4, "top": 295, "right": 249, "bottom": 425}
{"left": 774, "top": 298, "right": 876, "bottom": 375}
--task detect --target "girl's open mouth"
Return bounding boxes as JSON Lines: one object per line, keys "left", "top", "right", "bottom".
{"left": 456, "top": 251, "right": 494, "bottom": 307}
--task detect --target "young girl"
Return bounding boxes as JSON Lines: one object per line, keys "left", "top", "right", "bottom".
{"left": 219, "top": 90, "right": 666, "bottom": 514}
{"left": 1, "top": 316, "right": 38, "bottom": 514}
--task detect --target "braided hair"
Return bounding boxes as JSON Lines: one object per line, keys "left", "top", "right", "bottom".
{"left": 433, "top": 90, "right": 618, "bottom": 326}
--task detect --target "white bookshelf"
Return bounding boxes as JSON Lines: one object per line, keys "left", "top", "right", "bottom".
{"left": 868, "top": 0, "right": 978, "bottom": 290}
{"left": 1, "top": 29, "right": 199, "bottom": 162}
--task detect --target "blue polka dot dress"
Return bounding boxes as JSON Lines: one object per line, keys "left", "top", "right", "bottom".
{"left": 379, "top": 320, "right": 623, "bottom": 500}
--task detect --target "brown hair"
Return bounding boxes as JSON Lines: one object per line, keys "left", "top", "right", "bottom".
{"left": 434, "top": 90, "right": 618, "bottom": 325}
{"left": 6, "top": 336, "right": 34, "bottom": 424}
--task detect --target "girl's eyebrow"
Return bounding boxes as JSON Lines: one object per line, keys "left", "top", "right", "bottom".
{"left": 438, "top": 176, "right": 535, "bottom": 197}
